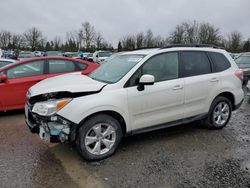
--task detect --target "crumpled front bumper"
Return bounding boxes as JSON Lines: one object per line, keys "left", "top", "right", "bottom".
{"left": 25, "top": 103, "right": 72, "bottom": 143}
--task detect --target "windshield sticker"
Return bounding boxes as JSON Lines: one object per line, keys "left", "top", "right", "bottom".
{"left": 127, "top": 57, "right": 143, "bottom": 62}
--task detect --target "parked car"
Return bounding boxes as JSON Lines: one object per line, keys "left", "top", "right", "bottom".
{"left": 85, "top": 53, "right": 93, "bottom": 62}
{"left": 25, "top": 45, "right": 244, "bottom": 161}
{"left": 0, "top": 56, "right": 99, "bottom": 111}
{"left": 92, "top": 51, "right": 112, "bottom": 63}
{"left": 3, "top": 50, "right": 18, "bottom": 60}
{"left": 34, "top": 51, "right": 42, "bottom": 57}
{"left": 247, "top": 82, "right": 250, "bottom": 98}
{"left": 18, "top": 51, "right": 36, "bottom": 60}
{"left": 235, "top": 53, "right": 250, "bottom": 85}
{"left": 0, "top": 59, "right": 16, "bottom": 68}
{"left": 44, "top": 51, "right": 63, "bottom": 57}
{"left": 63, "top": 52, "right": 79, "bottom": 58}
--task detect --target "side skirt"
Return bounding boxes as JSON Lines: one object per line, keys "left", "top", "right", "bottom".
{"left": 129, "top": 113, "right": 208, "bottom": 135}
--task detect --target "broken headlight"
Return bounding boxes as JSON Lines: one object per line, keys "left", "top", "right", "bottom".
{"left": 32, "top": 98, "right": 72, "bottom": 116}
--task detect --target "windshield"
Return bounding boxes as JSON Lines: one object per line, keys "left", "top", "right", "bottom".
{"left": 89, "top": 54, "right": 145, "bottom": 83}
{"left": 99, "top": 52, "right": 112, "bottom": 57}
{"left": 236, "top": 56, "right": 250, "bottom": 64}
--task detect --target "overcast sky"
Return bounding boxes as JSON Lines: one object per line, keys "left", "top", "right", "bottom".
{"left": 0, "top": 0, "right": 249, "bottom": 46}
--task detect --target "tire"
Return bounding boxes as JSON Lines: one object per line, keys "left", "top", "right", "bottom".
{"left": 243, "top": 80, "right": 248, "bottom": 86}
{"left": 76, "top": 114, "right": 123, "bottom": 161}
{"left": 203, "top": 96, "right": 232, "bottom": 129}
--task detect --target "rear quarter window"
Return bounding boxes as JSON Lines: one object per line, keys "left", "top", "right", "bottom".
{"left": 209, "top": 52, "right": 231, "bottom": 72}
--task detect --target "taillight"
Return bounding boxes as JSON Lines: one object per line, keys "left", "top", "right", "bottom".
{"left": 235, "top": 69, "right": 244, "bottom": 83}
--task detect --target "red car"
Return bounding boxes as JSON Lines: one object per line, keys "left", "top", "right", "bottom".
{"left": 0, "top": 56, "right": 99, "bottom": 111}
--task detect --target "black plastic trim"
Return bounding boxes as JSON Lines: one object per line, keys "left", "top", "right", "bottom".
{"left": 129, "top": 113, "right": 208, "bottom": 135}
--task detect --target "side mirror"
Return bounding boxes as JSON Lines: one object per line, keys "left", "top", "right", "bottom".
{"left": 137, "top": 74, "right": 155, "bottom": 91}
{"left": 0, "top": 74, "right": 7, "bottom": 82}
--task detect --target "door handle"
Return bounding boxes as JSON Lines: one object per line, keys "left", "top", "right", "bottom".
{"left": 210, "top": 78, "right": 219, "bottom": 82}
{"left": 172, "top": 85, "right": 183, "bottom": 90}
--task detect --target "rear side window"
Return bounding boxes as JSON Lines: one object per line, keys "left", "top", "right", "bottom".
{"left": 49, "top": 60, "right": 75, "bottom": 74}
{"left": 209, "top": 52, "right": 231, "bottom": 72}
{"left": 180, "top": 51, "right": 211, "bottom": 77}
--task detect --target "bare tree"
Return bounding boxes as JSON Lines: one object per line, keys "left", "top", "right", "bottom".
{"left": 154, "top": 35, "right": 167, "bottom": 47}
{"left": 122, "top": 35, "right": 136, "bottom": 50}
{"left": 145, "top": 29, "right": 154, "bottom": 47}
{"left": 198, "top": 23, "right": 221, "bottom": 45}
{"left": 79, "top": 22, "right": 96, "bottom": 50}
{"left": 95, "top": 32, "right": 103, "bottom": 50}
{"left": 53, "top": 36, "right": 62, "bottom": 50}
{"left": 23, "top": 27, "right": 43, "bottom": 50}
{"left": 11, "top": 34, "right": 25, "bottom": 49}
{"left": 243, "top": 38, "right": 250, "bottom": 52}
{"left": 183, "top": 21, "right": 199, "bottom": 43}
{"left": 0, "top": 30, "right": 12, "bottom": 48}
{"left": 169, "top": 21, "right": 222, "bottom": 45}
{"left": 136, "top": 32, "right": 144, "bottom": 49}
{"left": 226, "top": 31, "right": 242, "bottom": 52}
{"left": 168, "top": 25, "right": 185, "bottom": 44}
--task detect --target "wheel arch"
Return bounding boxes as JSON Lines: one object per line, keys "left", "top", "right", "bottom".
{"left": 214, "top": 91, "right": 236, "bottom": 110}
{"left": 71, "top": 110, "right": 127, "bottom": 142}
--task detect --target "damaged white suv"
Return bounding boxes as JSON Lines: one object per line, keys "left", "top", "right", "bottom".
{"left": 25, "top": 45, "right": 244, "bottom": 161}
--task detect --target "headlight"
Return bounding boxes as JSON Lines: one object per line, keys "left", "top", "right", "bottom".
{"left": 32, "top": 98, "right": 72, "bottom": 116}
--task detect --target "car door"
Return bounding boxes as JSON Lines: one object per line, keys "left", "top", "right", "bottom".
{"left": 180, "top": 51, "right": 221, "bottom": 118}
{"left": 0, "top": 60, "right": 46, "bottom": 110}
{"left": 126, "top": 52, "right": 185, "bottom": 131}
{"left": 46, "top": 59, "right": 77, "bottom": 78}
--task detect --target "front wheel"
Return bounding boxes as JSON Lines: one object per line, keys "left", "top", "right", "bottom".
{"left": 77, "top": 114, "right": 123, "bottom": 161}
{"left": 203, "top": 96, "right": 232, "bottom": 129}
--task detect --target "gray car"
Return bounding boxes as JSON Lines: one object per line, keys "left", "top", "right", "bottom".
{"left": 235, "top": 53, "right": 250, "bottom": 85}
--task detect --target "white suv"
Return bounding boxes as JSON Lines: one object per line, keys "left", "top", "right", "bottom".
{"left": 92, "top": 51, "right": 113, "bottom": 63}
{"left": 25, "top": 45, "right": 244, "bottom": 161}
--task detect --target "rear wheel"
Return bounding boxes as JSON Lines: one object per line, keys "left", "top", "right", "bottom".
{"left": 76, "top": 114, "right": 123, "bottom": 161}
{"left": 203, "top": 96, "right": 232, "bottom": 129}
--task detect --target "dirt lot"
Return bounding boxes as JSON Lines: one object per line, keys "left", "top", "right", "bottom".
{"left": 0, "top": 91, "right": 250, "bottom": 188}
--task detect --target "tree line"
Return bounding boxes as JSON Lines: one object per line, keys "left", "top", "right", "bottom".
{"left": 119, "top": 21, "right": 250, "bottom": 53}
{"left": 0, "top": 22, "right": 113, "bottom": 52}
{"left": 0, "top": 21, "right": 250, "bottom": 53}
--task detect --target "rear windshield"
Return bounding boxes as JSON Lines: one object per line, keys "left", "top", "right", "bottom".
{"left": 236, "top": 56, "right": 250, "bottom": 64}
{"left": 99, "top": 52, "right": 112, "bottom": 57}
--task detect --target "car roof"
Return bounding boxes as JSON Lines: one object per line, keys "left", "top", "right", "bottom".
{"left": 0, "top": 56, "right": 91, "bottom": 71}
{"left": 120, "top": 47, "right": 226, "bottom": 56}
{"left": 121, "top": 48, "right": 160, "bottom": 55}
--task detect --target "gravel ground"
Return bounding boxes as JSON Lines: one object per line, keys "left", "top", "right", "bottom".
{"left": 0, "top": 91, "right": 250, "bottom": 188}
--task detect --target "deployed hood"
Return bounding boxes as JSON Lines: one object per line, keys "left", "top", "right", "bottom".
{"left": 29, "top": 72, "right": 106, "bottom": 97}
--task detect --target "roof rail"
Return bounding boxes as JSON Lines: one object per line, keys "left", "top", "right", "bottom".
{"left": 162, "top": 44, "right": 224, "bottom": 49}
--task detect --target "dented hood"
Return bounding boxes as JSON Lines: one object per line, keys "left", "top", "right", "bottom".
{"left": 29, "top": 72, "right": 106, "bottom": 97}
